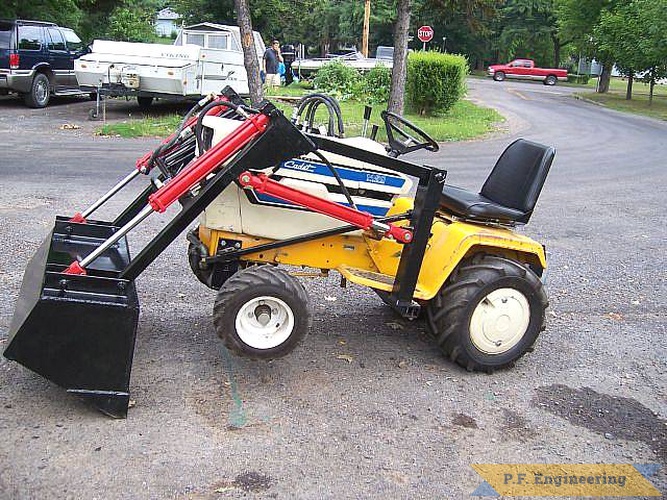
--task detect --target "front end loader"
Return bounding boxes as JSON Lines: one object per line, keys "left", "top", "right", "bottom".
{"left": 4, "top": 88, "right": 555, "bottom": 417}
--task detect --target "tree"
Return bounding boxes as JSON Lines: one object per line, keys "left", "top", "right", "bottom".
{"left": 234, "top": 0, "right": 263, "bottom": 104}
{"left": 415, "top": 0, "right": 500, "bottom": 70}
{"left": 594, "top": 0, "right": 640, "bottom": 99}
{"left": 556, "top": 0, "right": 615, "bottom": 92}
{"left": 637, "top": 0, "right": 667, "bottom": 104}
{"left": 596, "top": 0, "right": 667, "bottom": 102}
{"left": 106, "top": 3, "right": 156, "bottom": 42}
{"left": 498, "top": 0, "right": 568, "bottom": 68}
{"left": 0, "top": 0, "right": 83, "bottom": 29}
{"left": 388, "top": 0, "right": 411, "bottom": 114}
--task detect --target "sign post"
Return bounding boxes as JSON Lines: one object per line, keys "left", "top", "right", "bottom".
{"left": 417, "top": 25, "right": 434, "bottom": 50}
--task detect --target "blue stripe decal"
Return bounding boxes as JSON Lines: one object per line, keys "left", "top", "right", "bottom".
{"left": 279, "top": 159, "right": 405, "bottom": 188}
{"left": 255, "top": 193, "right": 388, "bottom": 216}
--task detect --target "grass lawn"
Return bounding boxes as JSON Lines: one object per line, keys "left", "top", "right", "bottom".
{"left": 576, "top": 77, "right": 667, "bottom": 121}
{"left": 99, "top": 84, "right": 503, "bottom": 141}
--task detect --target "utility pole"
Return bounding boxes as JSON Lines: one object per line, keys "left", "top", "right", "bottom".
{"left": 362, "top": 0, "right": 371, "bottom": 57}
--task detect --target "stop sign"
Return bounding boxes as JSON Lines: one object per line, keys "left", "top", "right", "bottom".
{"left": 417, "top": 25, "right": 434, "bottom": 43}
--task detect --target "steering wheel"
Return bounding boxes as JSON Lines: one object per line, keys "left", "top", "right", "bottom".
{"left": 381, "top": 110, "right": 439, "bottom": 157}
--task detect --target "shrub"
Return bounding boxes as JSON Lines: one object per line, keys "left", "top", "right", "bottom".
{"left": 313, "top": 60, "right": 362, "bottom": 100}
{"left": 406, "top": 51, "right": 468, "bottom": 115}
{"left": 361, "top": 65, "right": 392, "bottom": 104}
{"left": 567, "top": 73, "right": 590, "bottom": 84}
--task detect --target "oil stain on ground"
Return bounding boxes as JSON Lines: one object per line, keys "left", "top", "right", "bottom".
{"left": 501, "top": 408, "right": 537, "bottom": 442}
{"left": 534, "top": 384, "right": 667, "bottom": 461}
{"left": 210, "top": 471, "right": 275, "bottom": 496}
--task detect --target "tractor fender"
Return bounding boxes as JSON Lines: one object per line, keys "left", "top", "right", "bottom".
{"left": 415, "top": 219, "right": 547, "bottom": 300}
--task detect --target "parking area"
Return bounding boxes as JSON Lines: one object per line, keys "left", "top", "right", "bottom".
{"left": 0, "top": 79, "right": 665, "bottom": 498}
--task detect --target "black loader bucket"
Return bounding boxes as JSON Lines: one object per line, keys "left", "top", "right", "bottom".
{"left": 4, "top": 217, "right": 139, "bottom": 418}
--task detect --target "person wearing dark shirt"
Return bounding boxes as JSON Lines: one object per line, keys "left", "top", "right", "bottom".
{"left": 263, "top": 40, "right": 283, "bottom": 87}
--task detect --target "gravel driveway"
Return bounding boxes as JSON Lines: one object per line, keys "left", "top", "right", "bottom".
{"left": 0, "top": 81, "right": 665, "bottom": 499}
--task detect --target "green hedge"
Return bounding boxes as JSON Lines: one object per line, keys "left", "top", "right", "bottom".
{"left": 313, "top": 60, "right": 361, "bottom": 100}
{"left": 406, "top": 52, "right": 468, "bottom": 115}
{"left": 567, "top": 73, "right": 590, "bottom": 85}
{"left": 313, "top": 60, "right": 392, "bottom": 103}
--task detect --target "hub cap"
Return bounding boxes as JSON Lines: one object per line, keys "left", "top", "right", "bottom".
{"left": 36, "top": 79, "right": 48, "bottom": 105}
{"left": 469, "top": 288, "right": 530, "bottom": 354}
{"left": 235, "top": 296, "right": 295, "bottom": 349}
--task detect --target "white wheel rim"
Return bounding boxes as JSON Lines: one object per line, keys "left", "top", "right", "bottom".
{"left": 469, "top": 288, "right": 530, "bottom": 354}
{"left": 235, "top": 296, "right": 295, "bottom": 350}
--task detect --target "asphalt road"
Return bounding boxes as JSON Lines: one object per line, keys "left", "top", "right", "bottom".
{"left": 0, "top": 80, "right": 665, "bottom": 499}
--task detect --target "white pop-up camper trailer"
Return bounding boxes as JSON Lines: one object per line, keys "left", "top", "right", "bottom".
{"left": 75, "top": 23, "right": 265, "bottom": 110}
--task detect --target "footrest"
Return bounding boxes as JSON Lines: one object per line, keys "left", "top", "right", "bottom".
{"left": 339, "top": 265, "right": 429, "bottom": 301}
{"left": 339, "top": 265, "right": 395, "bottom": 291}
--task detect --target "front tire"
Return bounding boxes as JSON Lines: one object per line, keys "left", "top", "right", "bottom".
{"left": 213, "top": 266, "right": 311, "bottom": 359}
{"left": 24, "top": 73, "right": 50, "bottom": 108}
{"left": 493, "top": 71, "right": 506, "bottom": 82}
{"left": 426, "top": 254, "right": 548, "bottom": 372}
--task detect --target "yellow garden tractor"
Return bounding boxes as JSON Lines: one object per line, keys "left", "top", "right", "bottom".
{"left": 4, "top": 88, "right": 554, "bottom": 417}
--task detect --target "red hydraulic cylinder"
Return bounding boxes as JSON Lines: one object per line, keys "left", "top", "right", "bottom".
{"left": 135, "top": 97, "right": 231, "bottom": 172}
{"left": 238, "top": 171, "right": 413, "bottom": 243}
{"left": 148, "top": 113, "right": 269, "bottom": 213}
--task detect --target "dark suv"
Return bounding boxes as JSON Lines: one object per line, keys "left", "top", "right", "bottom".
{"left": 0, "top": 19, "right": 87, "bottom": 108}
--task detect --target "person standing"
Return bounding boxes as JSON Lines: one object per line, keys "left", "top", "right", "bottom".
{"left": 263, "top": 40, "right": 283, "bottom": 87}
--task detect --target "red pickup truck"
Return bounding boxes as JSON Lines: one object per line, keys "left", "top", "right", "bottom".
{"left": 487, "top": 59, "right": 568, "bottom": 86}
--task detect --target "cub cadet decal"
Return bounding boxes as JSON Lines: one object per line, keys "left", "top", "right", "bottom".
{"left": 279, "top": 159, "right": 405, "bottom": 188}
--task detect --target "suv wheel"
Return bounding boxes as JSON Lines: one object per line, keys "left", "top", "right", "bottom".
{"left": 24, "top": 73, "right": 51, "bottom": 108}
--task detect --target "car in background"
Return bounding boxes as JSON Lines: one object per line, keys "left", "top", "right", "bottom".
{"left": 0, "top": 19, "right": 88, "bottom": 107}
{"left": 488, "top": 59, "right": 568, "bottom": 86}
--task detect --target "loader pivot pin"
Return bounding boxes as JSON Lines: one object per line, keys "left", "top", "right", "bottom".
{"left": 239, "top": 171, "right": 414, "bottom": 243}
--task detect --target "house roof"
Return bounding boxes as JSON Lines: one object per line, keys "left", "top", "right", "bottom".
{"left": 157, "top": 8, "right": 180, "bottom": 20}
{"left": 182, "top": 22, "right": 238, "bottom": 33}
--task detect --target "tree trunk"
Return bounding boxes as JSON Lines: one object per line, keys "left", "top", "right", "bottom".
{"left": 649, "top": 67, "right": 656, "bottom": 106}
{"left": 388, "top": 0, "right": 410, "bottom": 115}
{"left": 625, "top": 72, "right": 633, "bottom": 100}
{"left": 234, "top": 0, "right": 263, "bottom": 105}
{"left": 551, "top": 33, "right": 560, "bottom": 68}
{"left": 597, "top": 61, "right": 613, "bottom": 94}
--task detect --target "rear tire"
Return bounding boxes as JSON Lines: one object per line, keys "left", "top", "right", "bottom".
{"left": 213, "top": 266, "right": 311, "bottom": 359}
{"left": 493, "top": 71, "right": 506, "bottom": 82}
{"left": 426, "top": 254, "right": 547, "bottom": 372}
{"left": 24, "top": 73, "right": 50, "bottom": 108}
{"left": 544, "top": 75, "right": 557, "bottom": 86}
{"left": 137, "top": 96, "right": 153, "bottom": 109}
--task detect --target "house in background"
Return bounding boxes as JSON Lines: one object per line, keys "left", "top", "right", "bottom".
{"left": 155, "top": 7, "right": 181, "bottom": 37}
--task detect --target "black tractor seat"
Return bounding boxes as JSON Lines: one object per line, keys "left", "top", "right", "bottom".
{"left": 439, "top": 139, "right": 555, "bottom": 225}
